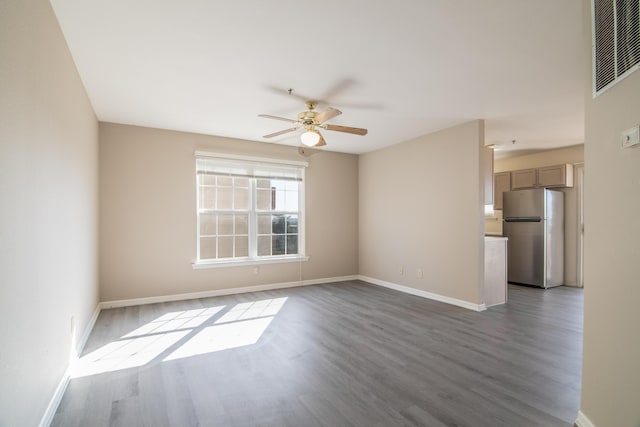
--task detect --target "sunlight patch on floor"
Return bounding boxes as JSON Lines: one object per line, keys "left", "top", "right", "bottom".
{"left": 163, "top": 317, "right": 274, "bottom": 361}
{"left": 70, "top": 297, "right": 288, "bottom": 377}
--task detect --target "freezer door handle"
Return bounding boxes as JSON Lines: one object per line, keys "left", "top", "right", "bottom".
{"left": 504, "top": 216, "right": 542, "bottom": 222}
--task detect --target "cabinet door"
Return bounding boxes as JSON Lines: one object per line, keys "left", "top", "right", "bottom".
{"left": 493, "top": 172, "right": 511, "bottom": 210}
{"left": 511, "top": 168, "right": 537, "bottom": 189}
{"left": 537, "top": 164, "right": 574, "bottom": 187}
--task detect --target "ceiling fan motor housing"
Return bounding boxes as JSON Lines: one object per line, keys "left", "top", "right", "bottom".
{"left": 298, "top": 110, "right": 318, "bottom": 126}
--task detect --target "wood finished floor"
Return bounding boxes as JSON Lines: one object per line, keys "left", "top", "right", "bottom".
{"left": 52, "top": 281, "right": 583, "bottom": 427}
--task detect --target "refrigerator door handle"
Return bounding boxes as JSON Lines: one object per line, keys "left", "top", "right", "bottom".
{"left": 504, "top": 217, "right": 542, "bottom": 222}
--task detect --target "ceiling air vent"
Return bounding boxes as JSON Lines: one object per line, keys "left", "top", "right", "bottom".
{"left": 593, "top": 0, "right": 640, "bottom": 95}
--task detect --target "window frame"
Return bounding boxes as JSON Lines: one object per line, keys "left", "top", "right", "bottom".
{"left": 193, "top": 152, "right": 309, "bottom": 269}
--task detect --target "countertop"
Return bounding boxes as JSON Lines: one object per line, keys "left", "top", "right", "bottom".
{"left": 485, "top": 235, "right": 507, "bottom": 241}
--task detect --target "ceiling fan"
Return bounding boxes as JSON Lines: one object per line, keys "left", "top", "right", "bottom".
{"left": 258, "top": 101, "right": 368, "bottom": 147}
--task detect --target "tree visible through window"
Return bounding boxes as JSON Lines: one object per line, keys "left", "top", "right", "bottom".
{"left": 196, "top": 155, "right": 305, "bottom": 263}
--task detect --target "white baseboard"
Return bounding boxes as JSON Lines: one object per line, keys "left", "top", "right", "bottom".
{"left": 575, "top": 411, "right": 596, "bottom": 427}
{"left": 99, "top": 275, "right": 359, "bottom": 309}
{"left": 38, "top": 367, "right": 70, "bottom": 427}
{"left": 358, "top": 275, "right": 486, "bottom": 312}
{"left": 76, "top": 305, "right": 101, "bottom": 354}
{"left": 39, "top": 304, "right": 101, "bottom": 427}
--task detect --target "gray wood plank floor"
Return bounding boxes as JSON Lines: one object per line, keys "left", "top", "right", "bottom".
{"left": 52, "top": 281, "right": 583, "bottom": 427}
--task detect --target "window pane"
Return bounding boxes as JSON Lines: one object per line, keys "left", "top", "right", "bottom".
{"left": 274, "top": 190, "right": 286, "bottom": 211}
{"left": 234, "top": 177, "right": 249, "bottom": 188}
{"left": 235, "top": 236, "right": 248, "bottom": 257}
{"left": 200, "top": 237, "right": 216, "bottom": 259}
{"left": 201, "top": 174, "right": 216, "bottom": 186}
{"left": 200, "top": 186, "right": 215, "bottom": 210}
{"left": 236, "top": 215, "right": 248, "bottom": 235}
{"left": 272, "top": 180, "right": 286, "bottom": 190}
{"left": 217, "top": 176, "right": 232, "bottom": 186}
{"left": 218, "top": 236, "right": 233, "bottom": 258}
{"left": 200, "top": 213, "right": 216, "bottom": 236}
{"left": 218, "top": 215, "right": 233, "bottom": 235}
{"left": 272, "top": 235, "right": 285, "bottom": 255}
{"left": 286, "top": 215, "right": 298, "bottom": 234}
{"left": 258, "top": 236, "right": 271, "bottom": 256}
{"left": 256, "top": 189, "right": 271, "bottom": 210}
{"left": 257, "top": 214, "right": 271, "bottom": 234}
{"left": 286, "top": 235, "right": 298, "bottom": 254}
{"left": 257, "top": 179, "right": 271, "bottom": 189}
{"left": 285, "top": 181, "right": 298, "bottom": 191}
{"left": 272, "top": 215, "right": 285, "bottom": 234}
{"left": 234, "top": 188, "right": 249, "bottom": 210}
{"left": 217, "top": 187, "right": 233, "bottom": 209}
{"left": 285, "top": 190, "right": 298, "bottom": 211}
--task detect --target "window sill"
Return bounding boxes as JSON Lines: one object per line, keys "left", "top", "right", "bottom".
{"left": 192, "top": 255, "right": 309, "bottom": 270}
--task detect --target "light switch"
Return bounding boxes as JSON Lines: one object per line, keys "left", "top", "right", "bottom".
{"left": 621, "top": 126, "right": 640, "bottom": 148}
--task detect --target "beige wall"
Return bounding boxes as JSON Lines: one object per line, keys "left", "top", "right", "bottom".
{"left": 0, "top": 1, "right": 99, "bottom": 426}
{"left": 99, "top": 123, "right": 359, "bottom": 301}
{"left": 493, "top": 145, "right": 584, "bottom": 286}
{"left": 580, "top": 0, "right": 640, "bottom": 424}
{"left": 359, "top": 120, "right": 486, "bottom": 305}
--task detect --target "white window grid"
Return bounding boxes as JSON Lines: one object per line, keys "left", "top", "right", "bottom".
{"left": 197, "top": 174, "right": 303, "bottom": 262}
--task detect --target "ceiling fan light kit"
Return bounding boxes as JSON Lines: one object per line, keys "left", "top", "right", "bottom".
{"left": 301, "top": 130, "right": 321, "bottom": 146}
{"left": 259, "top": 99, "right": 368, "bottom": 148}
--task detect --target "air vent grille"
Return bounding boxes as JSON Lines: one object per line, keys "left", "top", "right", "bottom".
{"left": 593, "top": 0, "right": 640, "bottom": 94}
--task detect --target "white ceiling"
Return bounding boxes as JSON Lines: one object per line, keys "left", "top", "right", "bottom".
{"left": 50, "top": 0, "right": 585, "bottom": 156}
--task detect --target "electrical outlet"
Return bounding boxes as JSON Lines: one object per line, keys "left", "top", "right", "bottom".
{"left": 399, "top": 266, "right": 404, "bottom": 275}
{"left": 70, "top": 316, "right": 75, "bottom": 334}
{"left": 253, "top": 266, "right": 259, "bottom": 275}
{"left": 621, "top": 126, "right": 640, "bottom": 148}
{"left": 417, "top": 268, "right": 423, "bottom": 279}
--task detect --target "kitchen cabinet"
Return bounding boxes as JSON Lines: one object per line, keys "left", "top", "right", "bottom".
{"left": 493, "top": 171, "right": 511, "bottom": 210}
{"left": 510, "top": 168, "right": 537, "bottom": 189}
{"left": 537, "top": 164, "right": 574, "bottom": 188}
{"left": 510, "top": 164, "right": 574, "bottom": 190}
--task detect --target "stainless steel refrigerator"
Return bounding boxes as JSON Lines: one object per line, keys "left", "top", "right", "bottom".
{"left": 503, "top": 188, "right": 564, "bottom": 288}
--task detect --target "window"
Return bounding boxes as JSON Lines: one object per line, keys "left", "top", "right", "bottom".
{"left": 195, "top": 153, "right": 307, "bottom": 266}
{"left": 593, "top": 0, "right": 640, "bottom": 94}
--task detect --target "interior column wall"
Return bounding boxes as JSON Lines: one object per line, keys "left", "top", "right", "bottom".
{"left": 580, "top": 0, "right": 640, "bottom": 424}
{"left": 358, "top": 120, "right": 486, "bottom": 306}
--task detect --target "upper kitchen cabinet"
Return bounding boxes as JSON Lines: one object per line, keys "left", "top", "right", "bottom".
{"left": 537, "top": 164, "right": 574, "bottom": 188}
{"left": 493, "top": 171, "right": 511, "bottom": 210}
{"left": 511, "top": 168, "right": 537, "bottom": 190}
{"left": 510, "top": 164, "right": 574, "bottom": 190}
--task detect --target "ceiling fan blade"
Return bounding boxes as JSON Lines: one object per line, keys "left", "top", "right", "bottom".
{"left": 258, "top": 114, "right": 297, "bottom": 124}
{"left": 315, "top": 107, "right": 342, "bottom": 124}
{"left": 315, "top": 132, "right": 327, "bottom": 147}
{"left": 263, "top": 127, "right": 299, "bottom": 138}
{"left": 323, "top": 124, "right": 368, "bottom": 136}
{"left": 321, "top": 78, "right": 356, "bottom": 102}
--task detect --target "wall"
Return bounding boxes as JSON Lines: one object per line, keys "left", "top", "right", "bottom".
{"left": 580, "top": 0, "right": 640, "bottom": 424}
{"left": 359, "top": 120, "right": 486, "bottom": 306}
{"left": 0, "top": 1, "right": 99, "bottom": 426}
{"left": 492, "top": 145, "right": 584, "bottom": 286}
{"left": 99, "top": 123, "right": 359, "bottom": 301}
